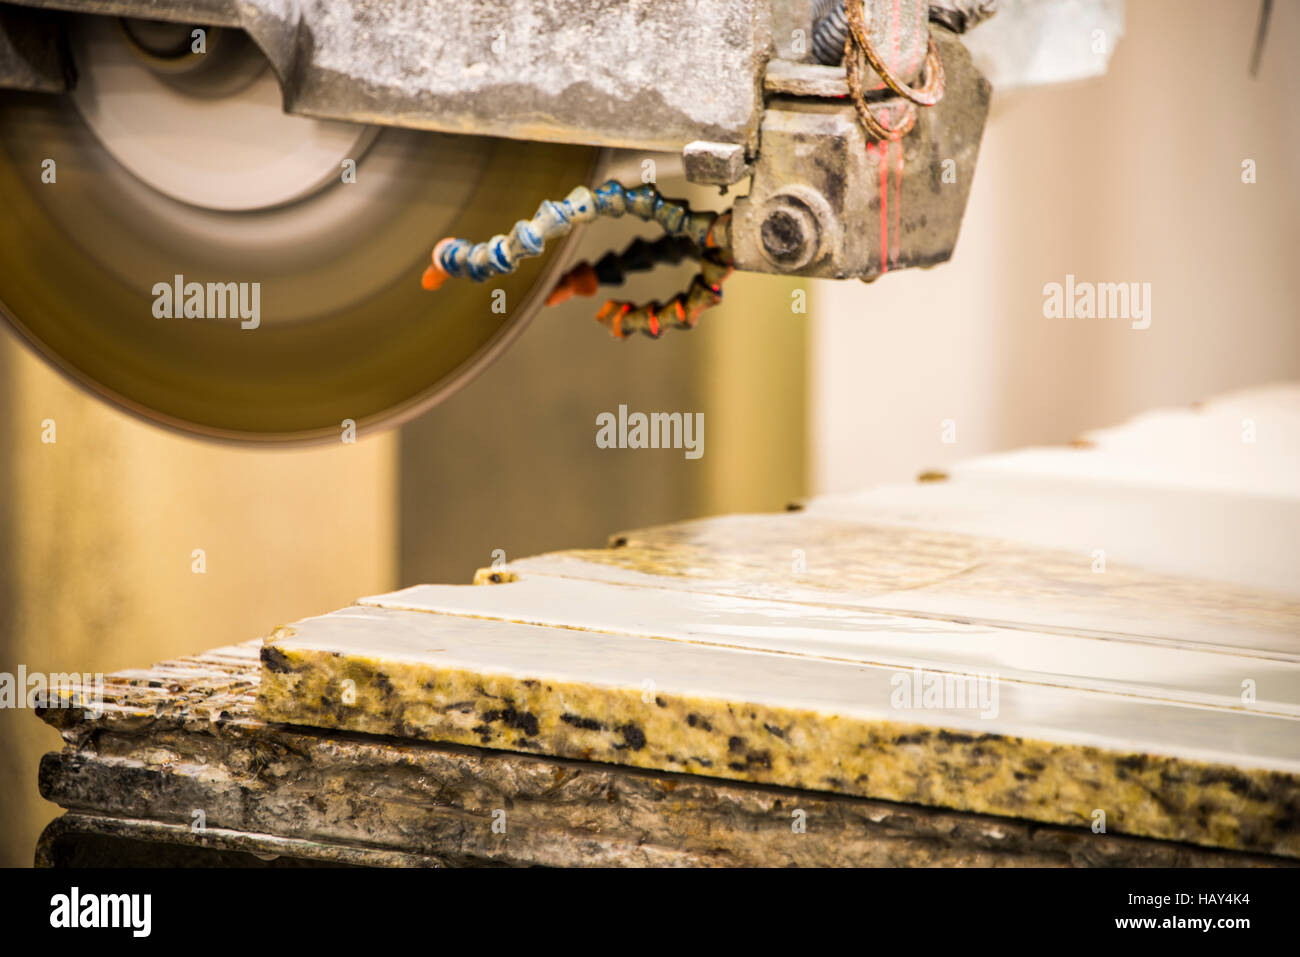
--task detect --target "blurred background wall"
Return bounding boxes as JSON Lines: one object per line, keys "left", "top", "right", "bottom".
{"left": 812, "top": 0, "right": 1300, "bottom": 491}
{"left": 3, "top": 0, "right": 1298, "bottom": 866}
{"left": 0, "top": 343, "right": 401, "bottom": 866}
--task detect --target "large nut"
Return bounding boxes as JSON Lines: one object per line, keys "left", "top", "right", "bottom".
{"left": 755, "top": 186, "right": 835, "bottom": 271}
{"left": 759, "top": 197, "right": 819, "bottom": 268}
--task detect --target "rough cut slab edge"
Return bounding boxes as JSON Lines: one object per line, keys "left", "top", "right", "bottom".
{"left": 36, "top": 813, "right": 439, "bottom": 868}
{"left": 40, "top": 736, "right": 1289, "bottom": 869}
{"left": 36, "top": 646, "right": 1291, "bottom": 868}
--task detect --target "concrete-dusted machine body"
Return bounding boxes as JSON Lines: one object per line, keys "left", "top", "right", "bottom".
{"left": 1, "top": 0, "right": 984, "bottom": 281}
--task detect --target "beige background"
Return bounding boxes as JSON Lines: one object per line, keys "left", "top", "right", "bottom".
{"left": 398, "top": 177, "right": 808, "bottom": 585}
{"left": 813, "top": 0, "right": 1300, "bottom": 491}
{"left": 0, "top": 345, "right": 401, "bottom": 866}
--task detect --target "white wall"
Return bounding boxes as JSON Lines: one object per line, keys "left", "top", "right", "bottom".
{"left": 811, "top": 0, "right": 1300, "bottom": 493}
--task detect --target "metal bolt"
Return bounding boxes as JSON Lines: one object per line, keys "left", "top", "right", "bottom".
{"left": 759, "top": 197, "right": 819, "bottom": 270}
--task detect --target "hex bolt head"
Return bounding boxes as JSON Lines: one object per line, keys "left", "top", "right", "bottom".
{"left": 758, "top": 196, "right": 820, "bottom": 270}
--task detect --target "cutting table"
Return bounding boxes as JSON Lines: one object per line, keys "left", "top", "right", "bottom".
{"left": 36, "top": 388, "right": 1300, "bottom": 866}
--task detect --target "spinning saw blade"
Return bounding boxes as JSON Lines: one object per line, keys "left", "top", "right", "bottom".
{"left": 0, "top": 16, "right": 597, "bottom": 443}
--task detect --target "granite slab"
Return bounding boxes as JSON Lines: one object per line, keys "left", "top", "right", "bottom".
{"left": 37, "top": 644, "right": 1289, "bottom": 867}
{"left": 256, "top": 388, "right": 1300, "bottom": 859}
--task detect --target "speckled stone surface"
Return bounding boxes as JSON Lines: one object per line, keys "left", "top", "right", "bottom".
{"left": 37, "top": 644, "right": 1290, "bottom": 867}
{"left": 256, "top": 596, "right": 1300, "bottom": 858}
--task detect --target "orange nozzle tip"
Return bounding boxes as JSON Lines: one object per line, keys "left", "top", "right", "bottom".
{"left": 546, "top": 262, "right": 598, "bottom": 308}
{"left": 572, "top": 262, "right": 599, "bottom": 298}
{"left": 421, "top": 265, "right": 447, "bottom": 291}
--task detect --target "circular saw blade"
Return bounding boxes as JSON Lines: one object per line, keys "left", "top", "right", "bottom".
{"left": 0, "top": 35, "right": 597, "bottom": 444}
